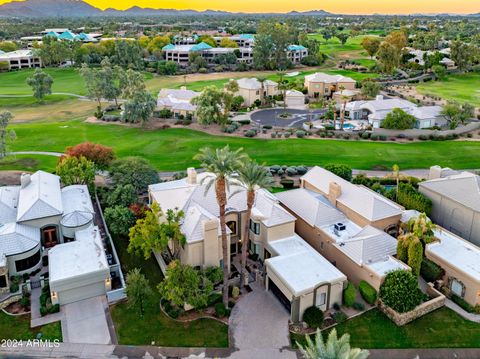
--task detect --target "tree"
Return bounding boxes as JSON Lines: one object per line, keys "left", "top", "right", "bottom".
{"left": 157, "top": 61, "right": 178, "bottom": 75}
{"left": 360, "top": 80, "right": 381, "bottom": 98}
{"left": 192, "top": 86, "right": 229, "bottom": 126}
{"left": 219, "top": 38, "right": 238, "bottom": 48}
{"left": 65, "top": 142, "right": 115, "bottom": 169}
{"left": 336, "top": 33, "right": 350, "bottom": 45}
{"left": 80, "top": 64, "right": 103, "bottom": 112}
{"left": 441, "top": 101, "right": 475, "bottom": 129}
{"left": 431, "top": 64, "right": 447, "bottom": 80}
{"left": 55, "top": 155, "right": 95, "bottom": 188}
{"left": 0, "top": 41, "right": 17, "bottom": 52}
{"left": 26, "top": 68, "right": 53, "bottom": 103}
{"left": 125, "top": 268, "right": 152, "bottom": 316}
{"left": 194, "top": 146, "right": 248, "bottom": 306}
{"left": 104, "top": 205, "right": 136, "bottom": 236}
{"left": 111, "top": 40, "right": 143, "bottom": 70}
{"left": 324, "top": 164, "right": 352, "bottom": 181}
{"left": 147, "top": 35, "right": 171, "bottom": 56}
{"left": 381, "top": 108, "right": 416, "bottom": 130}
{"left": 197, "top": 35, "right": 216, "bottom": 48}
{"left": 99, "top": 59, "right": 122, "bottom": 107}
{"left": 122, "top": 90, "right": 156, "bottom": 126}
{"left": 110, "top": 157, "right": 158, "bottom": 193}
{"left": 105, "top": 184, "right": 137, "bottom": 208}
{"left": 235, "top": 160, "right": 273, "bottom": 288}
{"left": 36, "top": 36, "right": 71, "bottom": 66}
{"left": 379, "top": 270, "right": 426, "bottom": 313}
{"left": 158, "top": 260, "right": 213, "bottom": 309}
{"left": 253, "top": 33, "right": 274, "bottom": 70}
{"left": 377, "top": 42, "right": 401, "bottom": 74}
{"left": 297, "top": 329, "right": 369, "bottom": 359}
{"left": 385, "top": 30, "right": 407, "bottom": 52}
{"left": 0, "top": 111, "right": 14, "bottom": 159}
{"left": 450, "top": 40, "right": 476, "bottom": 70}
{"left": 119, "top": 69, "right": 147, "bottom": 100}
{"left": 361, "top": 37, "right": 381, "bottom": 59}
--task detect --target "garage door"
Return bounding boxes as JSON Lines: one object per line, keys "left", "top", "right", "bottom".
{"left": 268, "top": 278, "right": 291, "bottom": 313}
{"left": 58, "top": 282, "right": 106, "bottom": 305}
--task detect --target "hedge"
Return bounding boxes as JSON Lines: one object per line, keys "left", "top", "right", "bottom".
{"left": 302, "top": 306, "right": 324, "bottom": 328}
{"left": 379, "top": 270, "right": 426, "bottom": 313}
{"left": 420, "top": 258, "right": 444, "bottom": 283}
{"left": 343, "top": 282, "right": 356, "bottom": 307}
{"left": 451, "top": 295, "right": 480, "bottom": 314}
{"left": 396, "top": 183, "right": 432, "bottom": 216}
{"left": 359, "top": 280, "right": 377, "bottom": 305}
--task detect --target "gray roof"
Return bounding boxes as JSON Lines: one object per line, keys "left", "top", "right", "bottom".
{"left": 0, "top": 222, "right": 40, "bottom": 257}
{"left": 304, "top": 72, "right": 355, "bottom": 83}
{"left": 419, "top": 172, "right": 480, "bottom": 212}
{"left": 237, "top": 78, "right": 277, "bottom": 90}
{"left": 0, "top": 186, "right": 19, "bottom": 224}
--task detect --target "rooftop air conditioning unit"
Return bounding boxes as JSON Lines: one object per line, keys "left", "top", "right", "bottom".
{"left": 334, "top": 222, "right": 346, "bottom": 236}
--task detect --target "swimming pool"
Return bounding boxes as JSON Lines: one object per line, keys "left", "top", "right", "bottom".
{"left": 343, "top": 123, "right": 355, "bottom": 129}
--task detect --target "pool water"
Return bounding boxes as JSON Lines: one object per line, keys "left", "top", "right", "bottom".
{"left": 343, "top": 123, "right": 355, "bottom": 129}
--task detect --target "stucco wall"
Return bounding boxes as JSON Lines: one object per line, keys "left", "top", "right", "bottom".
{"left": 7, "top": 244, "right": 42, "bottom": 276}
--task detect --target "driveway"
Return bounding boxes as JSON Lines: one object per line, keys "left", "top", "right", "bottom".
{"left": 251, "top": 108, "right": 326, "bottom": 128}
{"left": 228, "top": 282, "right": 298, "bottom": 359}
{"left": 62, "top": 296, "right": 113, "bottom": 345}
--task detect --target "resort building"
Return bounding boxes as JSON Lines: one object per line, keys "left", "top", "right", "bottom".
{"left": 276, "top": 167, "right": 409, "bottom": 290}
{"left": 213, "top": 34, "right": 255, "bottom": 48}
{"left": 0, "top": 50, "right": 41, "bottom": 70}
{"left": 304, "top": 73, "right": 356, "bottom": 99}
{"left": 419, "top": 171, "right": 480, "bottom": 246}
{"left": 236, "top": 78, "right": 279, "bottom": 107}
{"left": 345, "top": 95, "right": 447, "bottom": 129}
{"left": 162, "top": 42, "right": 253, "bottom": 65}
{"left": 287, "top": 45, "right": 309, "bottom": 64}
{"left": 156, "top": 87, "right": 199, "bottom": 118}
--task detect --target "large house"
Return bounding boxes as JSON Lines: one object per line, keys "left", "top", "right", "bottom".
{"left": 148, "top": 168, "right": 347, "bottom": 322}
{"left": 0, "top": 50, "right": 41, "bottom": 70}
{"left": 0, "top": 171, "right": 118, "bottom": 305}
{"left": 345, "top": 95, "right": 447, "bottom": 129}
{"left": 236, "top": 78, "right": 279, "bottom": 107}
{"left": 276, "top": 167, "right": 409, "bottom": 290}
{"left": 304, "top": 73, "right": 356, "bottom": 99}
{"left": 156, "top": 87, "right": 199, "bottom": 118}
{"left": 419, "top": 170, "right": 480, "bottom": 246}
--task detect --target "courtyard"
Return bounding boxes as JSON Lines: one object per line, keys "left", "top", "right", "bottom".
{"left": 250, "top": 108, "right": 327, "bottom": 128}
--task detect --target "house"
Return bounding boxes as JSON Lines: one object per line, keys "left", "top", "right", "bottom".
{"left": 304, "top": 73, "right": 356, "bottom": 98}
{"left": 157, "top": 87, "right": 199, "bottom": 118}
{"left": 276, "top": 167, "right": 409, "bottom": 290}
{"left": 419, "top": 170, "right": 480, "bottom": 246}
{"left": 425, "top": 227, "right": 480, "bottom": 307}
{"left": 0, "top": 171, "right": 118, "bottom": 304}
{"left": 236, "top": 78, "right": 279, "bottom": 107}
{"left": 149, "top": 168, "right": 347, "bottom": 322}
{"left": 439, "top": 57, "right": 456, "bottom": 69}
{"left": 285, "top": 90, "right": 306, "bottom": 108}
{"left": 0, "top": 50, "right": 41, "bottom": 70}
{"left": 345, "top": 95, "right": 446, "bottom": 129}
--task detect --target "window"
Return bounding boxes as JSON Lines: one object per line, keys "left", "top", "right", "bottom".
{"left": 249, "top": 241, "right": 259, "bottom": 255}
{"left": 15, "top": 249, "right": 41, "bottom": 272}
{"left": 226, "top": 221, "right": 237, "bottom": 235}
{"left": 316, "top": 292, "right": 326, "bottom": 306}
{"left": 0, "top": 275, "right": 6, "bottom": 288}
{"left": 249, "top": 219, "right": 260, "bottom": 235}
{"left": 451, "top": 279, "right": 464, "bottom": 297}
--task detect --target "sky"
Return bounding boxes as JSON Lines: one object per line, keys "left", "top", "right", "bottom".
{"left": 0, "top": 0, "right": 479, "bottom": 14}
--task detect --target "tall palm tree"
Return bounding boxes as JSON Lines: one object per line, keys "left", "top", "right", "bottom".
{"left": 235, "top": 160, "right": 274, "bottom": 288}
{"left": 338, "top": 85, "right": 350, "bottom": 131}
{"left": 194, "top": 146, "right": 248, "bottom": 306}
{"left": 257, "top": 76, "right": 267, "bottom": 105}
{"left": 392, "top": 164, "right": 400, "bottom": 199}
{"left": 297, "top": 329, "right": 369, "bottom": 359}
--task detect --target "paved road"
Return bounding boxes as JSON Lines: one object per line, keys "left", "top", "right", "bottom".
{"left": 12, "top": 151, "right": 63, "bottom": 157}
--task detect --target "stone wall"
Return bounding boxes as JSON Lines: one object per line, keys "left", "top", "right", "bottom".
{"left": 0, "top": 294, "right": 22, "bottom": 310}
{"left": 378, "top": 286, "right": 445, "bottom": 326}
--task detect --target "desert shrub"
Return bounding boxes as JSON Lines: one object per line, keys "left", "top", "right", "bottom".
{"left": 302, "top": 306, "right": 324, "bottom": 328}
{"left": 238, "top": 119, "right": 251, "bottom": 125}
{"left": 379, "top": 270, "right": 426, "bottom": 313}
{"left": 295, "top": 130, "right": 306, "bottom": 138}
{"left": 244, "top": 130, "right": 257, "bottom": 138}
{"left": 270, "top": 165, "right": 281, "bottom": 173}
{"left": 333, "top": 311, "right": 347, "bottom": 324}
{"left": 420, "top": 258, "right": 444, "bottom": 283}
{"left": 271, "top": 132, "right": 277, "bottom": 138}
{"left": 343, "top": 282, "right": 356, "bottom": 307}
{"left": 284, "top": 132, "right": 291, "bottom": 138}
{"left": 418, "top": 134, "right": 428, "bottom": 140}
{"left": 370, "top": 134, "right": 379, "bottom": 141}
{"left": 263, "top": 125, "right": 273, "bottom": 129}
{"left": 359, "top": 280, "right": 377, "bottom": 305}
{"left": 286, "top": 167, "right": 298, "bottom": 176}
{"left": 296, "top": 166, "right": 308, "bottom": 175}
{"left": 277, "top": 169, "right": 284, "bottom": 176}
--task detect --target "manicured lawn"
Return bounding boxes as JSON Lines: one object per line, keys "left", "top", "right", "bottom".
{"left": 110, "top": 234, "right": 229, "bottom": 347}
{"left": 416, "top": 73, "right": 480, "bottom": 107}
{"left": 8, "top": 120, "right": 480, "bottom": 171}
{"left": 0, "top": 311, "right": 62, "bottom": 341}
{"left": 0, "top": 154, "right": 59, "bottom": 172}
{"left": 307, "top": 34, "right": 382, "bottom": 58}
{"left": 292, "top": 308, "right": 480, "bottom": 349}
{"left": 0, "top": 94, "right": 75, "bottom": 108}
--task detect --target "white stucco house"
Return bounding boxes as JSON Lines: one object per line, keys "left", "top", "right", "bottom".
{"left": 157, "top": 87, "right": 200, "bottom": 119}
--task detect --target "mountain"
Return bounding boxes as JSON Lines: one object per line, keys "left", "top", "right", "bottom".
{"left": 0, "top": 0, "right": 102, "bottom": 17}
{"left": 287, "top": 10, "right": 332, "bottom": 16}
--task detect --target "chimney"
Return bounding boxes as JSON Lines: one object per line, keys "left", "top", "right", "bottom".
{"left": 186, "top": 167, "right": 197, "bottom": 185}
{"left": 428, "top": 165, "right": 442, "bottom": 180}
{"left": 203, "top": 219, "right": 220, "bottom": 267}
{"left": 328, "top": 181, "right": 342, "bottom": 206}
{"left": 20, "top": 173, "right": 31, "bottom": 188}
{"left": 375, "top": 95, "right": 384, "bottom": 101}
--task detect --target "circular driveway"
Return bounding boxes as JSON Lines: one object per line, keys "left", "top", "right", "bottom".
{"left": 250, "top": 108, "right": 326, "bottom": 128}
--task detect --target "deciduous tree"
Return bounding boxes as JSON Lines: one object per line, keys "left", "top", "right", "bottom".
{"left": 26, "top": 68, "right": 53, "bottom": 103}
{"left": 55, "top": 155, "right": 95, "bottom": 188}
{"left": 125, "top": 268, "right": 152, "bottom": 316}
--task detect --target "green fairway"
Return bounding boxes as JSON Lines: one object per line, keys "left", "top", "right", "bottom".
{"left": 0, "top": 154, "right": 59, "bottom": 172}
{"left": 7, "top": 119, "right": 480, "bottom": 171}
{"left": 307, "top": 34, "right": 381, "bottom": 58}
{"left": 416, "top": 73, "right": 480, "bottom": 107}
{"left": 293, "top": 308, "right": 480, "bottom": 349}
{"left": 0, "top": 94, "right": 76, "bottom": 109}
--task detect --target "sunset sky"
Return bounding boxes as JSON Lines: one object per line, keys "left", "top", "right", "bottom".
{"left": 0, "top": 0, "right": 479, "bottom": 14}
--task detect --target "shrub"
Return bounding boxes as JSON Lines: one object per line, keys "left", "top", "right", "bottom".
{"left": 324, "top": 164, "right": 353, "bottom": 181}
{"left": 379, "top": 270, "right": 427, "bottom": 313}
{"left": 343, "top": 282, "right": 356, "bottom": 307}
{"left": 271, "top": 132, "right": 277, "bottom": 138}
{"left": 215, "top": 302, "right": 227, "bottom": 317}
{"left": 9, "top": 283, "right": 19, "bottom": 293}
{"left": 420, "top": 258, "right": 444, "bottom": 283}
{"left": 396, "top": 183, "right": 432, "bottom": 215}
{"left": 232, "top": 286, "right": 240, "bottom": 299}
{"left": 158, "top": 109, "right": 173, "bottom": 118}
{"left": 359, "top": 280, "right": 377, "bottom": 305}
{"left": 208, "top": 292, "right": 223, "bottom": 306}
{"left": 352, "top": 302, "right": 365, "bottom": 311}
{"left": 418, "top": 135, "right": 428, "bottom": 141}
{"left": 451, "top": 295, "right": 475, "bottom": 313}
{"left": 333, "top": 311, "right": 347, "bottom": 324}
{"left": 270, "top": 165, "right": 281, "bottom": 173}
{"left": 370, "top": 134, "right": 379, "bottom": 141}
{"left": 65, "top": 142, "right": 115, "bottom": 169}
{"left": 286, "top": 167, "right": 298, "bottom": 176}
{"left": 20, "top": 295, "right": 30, "bottom": 307}
{"left": 277, "top": 169, "right": 284, "bottom": 176}
{"left": 263, "top": 125, "right": 273, "bottom": 130}
{"left": 244, "top": 130, "right": 257, "bottom": 138}
{"left": 296, "top": 166, "right": 308, "bottom": 175}
{"left": 284, "top": 132, "right": 291, "bottom": 138}
{"left": 280, "top": 179, "right": 295, "bottom": 189}
{"left": 302, "top": 306, "right": 324, "bottom": 328}
{"left": 295, "top": 130, "right": 306, "bottom": 138}
{"left": 238, "top": 119, "right": 251, "bottom": 125}
{"left": 332, "top": 302, "right": 340, "bottom": 311}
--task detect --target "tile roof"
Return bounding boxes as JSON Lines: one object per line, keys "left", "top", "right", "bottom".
{"left": 0, "top": 186, "right": 19, "bottom": 224}
{"left": 0, "top": 222, "right": 40, "bottom": 257}
{"left": 304, "top": 72, "right": 356, "bottom": 84}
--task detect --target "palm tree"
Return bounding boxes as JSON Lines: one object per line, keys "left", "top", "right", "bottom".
{"left": 235, "top": 160, "right": 274, "bottom": 288}
{"left": 194, "top": 146, "right": 248, "bottom": 306}
{"left": 297, "top": 329, "right": 369, "bottom": 359}
{"left": 277, "top": 71, "right": 288, "bottom": 113}
{"left": 338, "top": 85, "right": 350, "bottom": 131}
{"left": 392, "top": 164, "right": 400, "bottom": 199}
{"left": 257, "top": 76, "right": 267, "bottom": 105}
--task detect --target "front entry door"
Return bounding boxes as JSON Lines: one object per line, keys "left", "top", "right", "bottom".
{"left": 43, "top": 227, "right": 58, "bottom": 248}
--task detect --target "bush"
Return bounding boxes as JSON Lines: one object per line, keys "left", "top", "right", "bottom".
{"left": 9, "top": 283, "right": 19, "bottom": 293}
{"left": 396, "top": 183, "right": 432, "bottom": 215}
{"left": 333, "top": 311, "right": 347, "bottom": 324}
{"left": 343, "top": 282, "right": 356, "bottom": 307}
{"left": 158, "top": 109, "right": 173, "bottom": 119}
{"left": 65, "top": 142, "right": 115, "bottom": 169}
{"left": 262, "top": 125, "right": 273, "bottom": 129}
{"left": 420, "top": 258, "right": 444, "bottom": 283}
{"left": 207, "top": 292, "right": 223, "bottom": 306}
{"left": 352, "top": 302, "right": 365, "bottom": 311}
{"left": 280, "top": 179, "right": 295, "bottom": 189}
{"left": 379, "top": 270, "right": 427, "bottom": 313}
{"left": 286, "top": 167, "right": 298, "bottom": 176}
{"left": 324, "top": 164, "right": 353, "bottom": 181}
{"left": 296, "top": 166, "right": 308, "bottom": 175}
{"left": 302, "top": 306, "right": 324, "bottom": 328}
{"left": 270, "top": 165, "right": 281, "bottom": 173}
{"left": 295, "top": 130, "right": 306, "bottom": 138}
{"left": 332, "top": 302, "right": 340, "bottom": 311}
{"left": 451, "top": 295, "right": 475, "bottom": 313}
{"left": 19, "top": 295, "right": 30, "bottom": 307}
{"left": 215, "top": 302, "right": 227, "bottom": 317}
{"left": 244, "top": 130, "right": 257, "bottom": 138}
{"left": 232, "top": 286, "right": 240, "bottom": 299}
{"left": 359, "top": 280, "right": 377, "bottom": 305}
{"left": 238, "top": 119, "right": 251, "bottom": 125}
